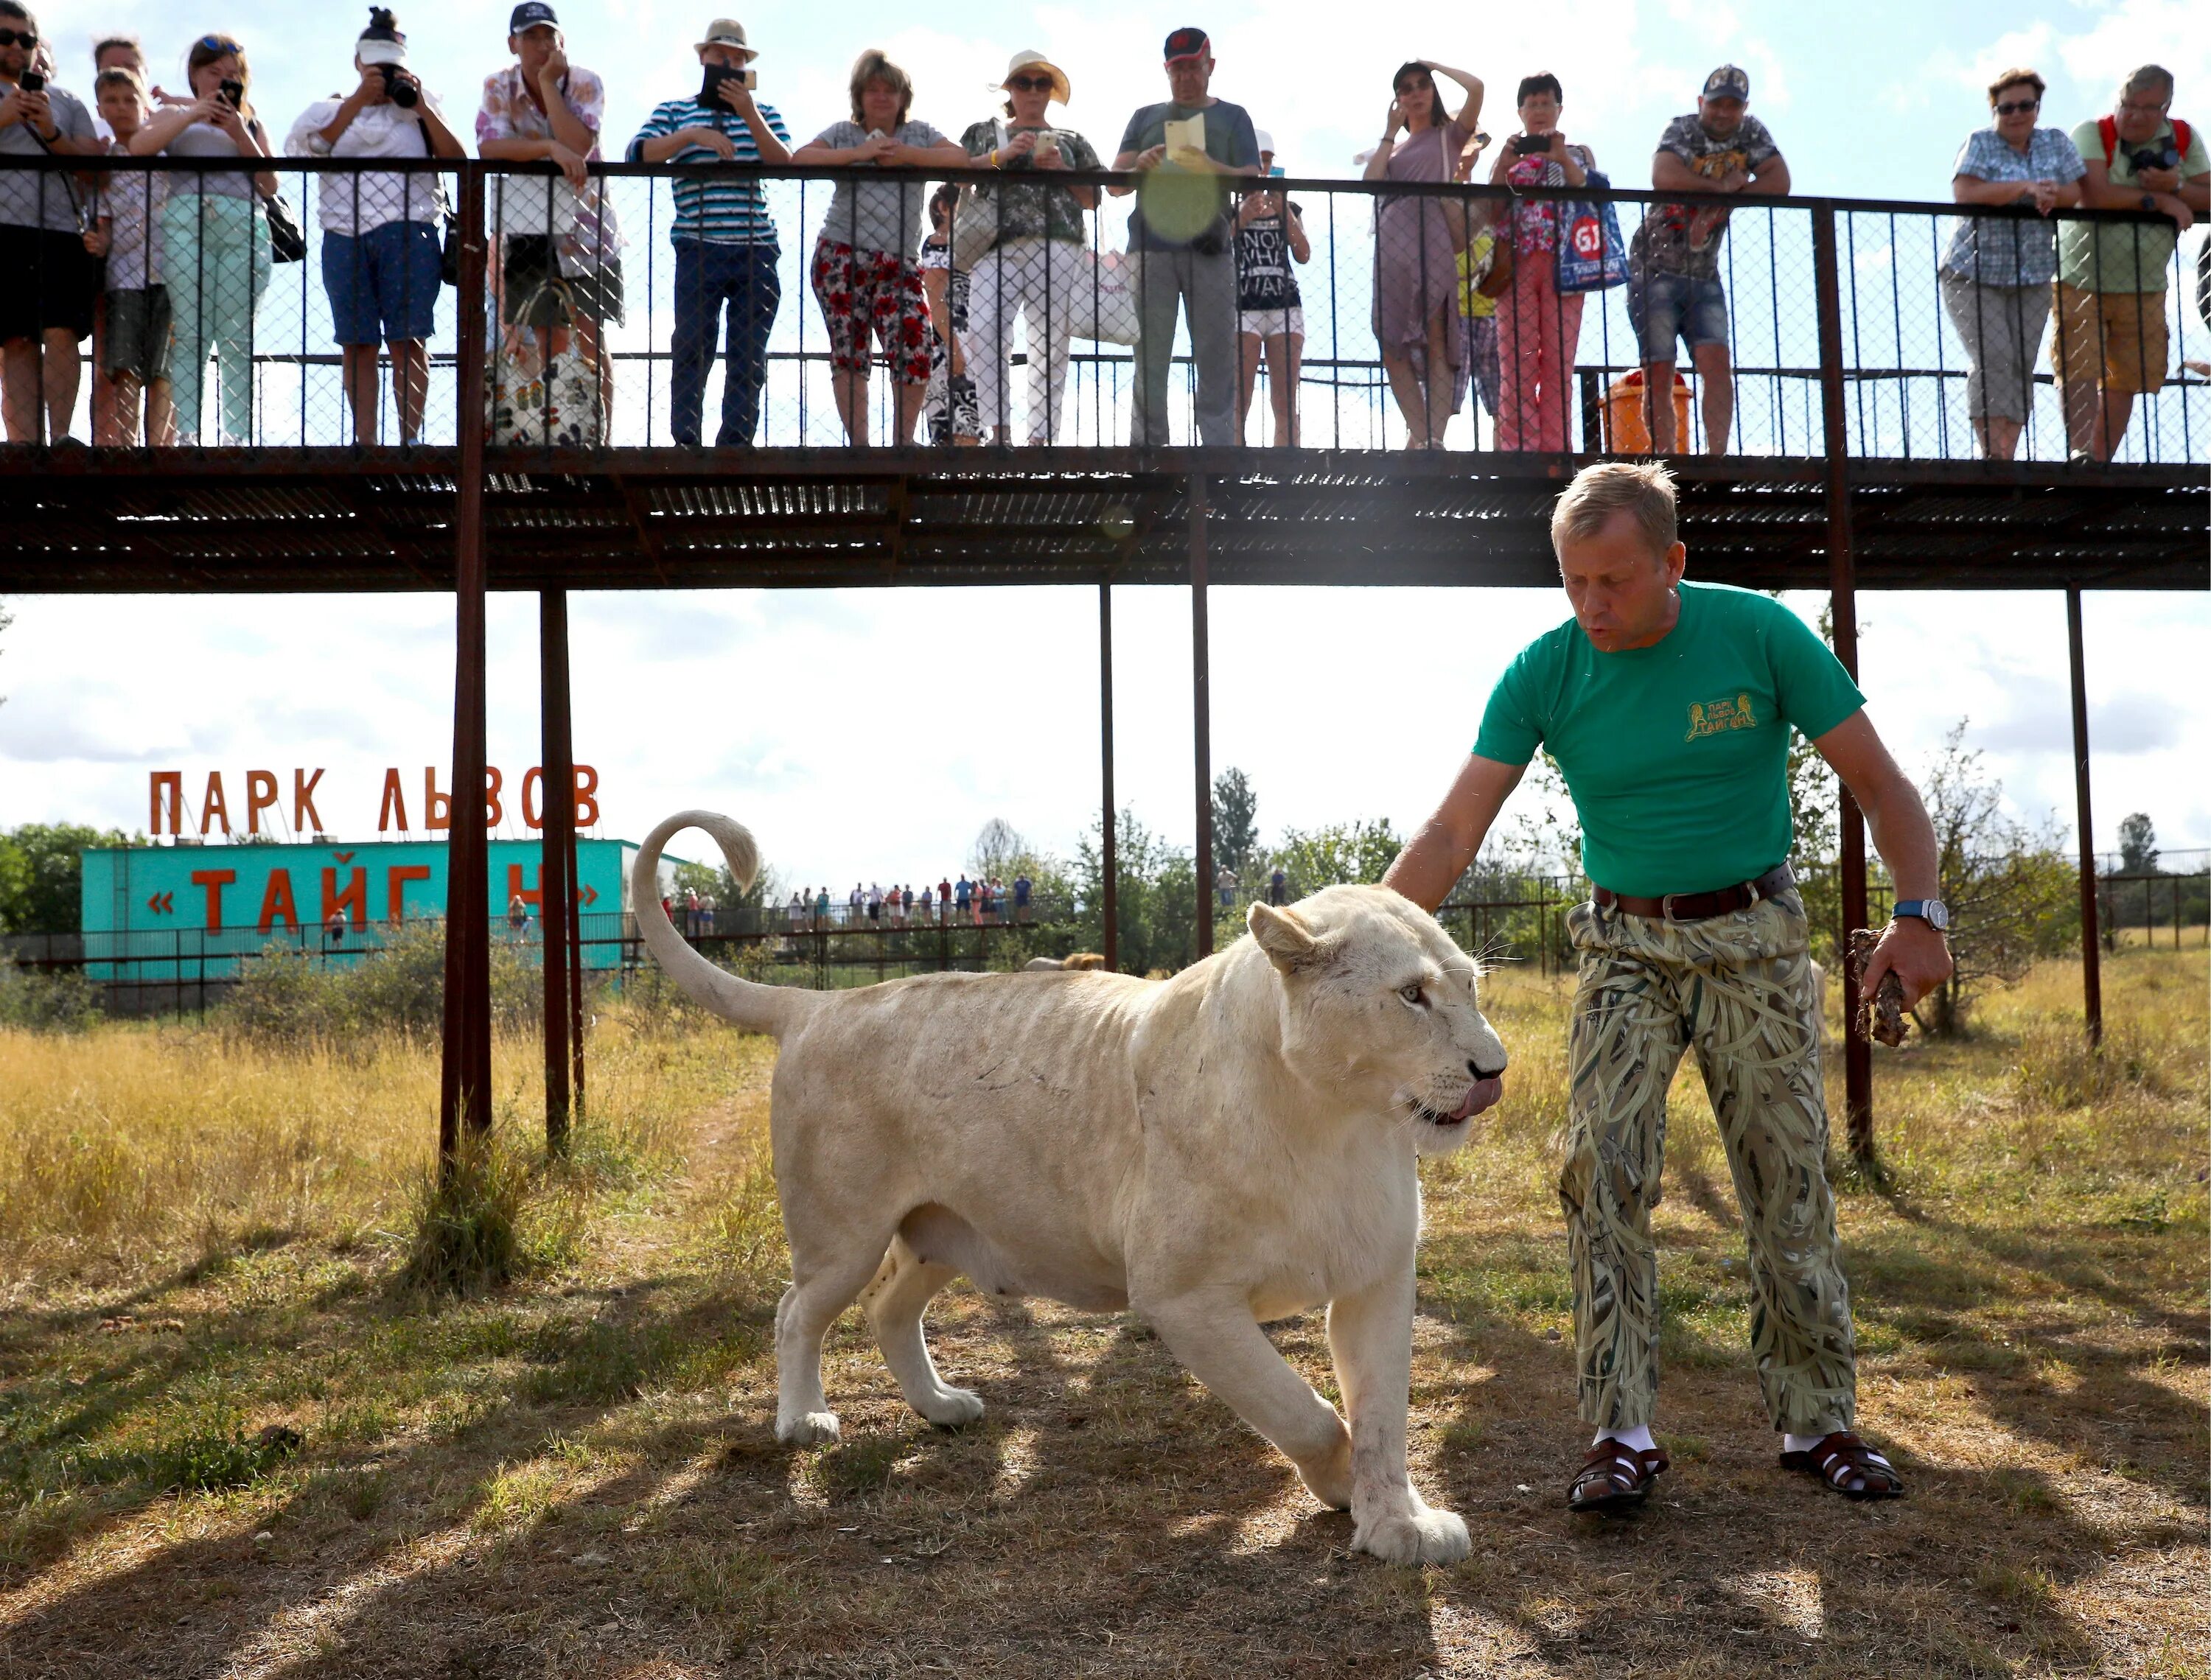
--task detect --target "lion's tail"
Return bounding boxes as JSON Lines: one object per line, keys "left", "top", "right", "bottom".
{"left": 629, "top": 811, "right": 817, "bottom": 1038}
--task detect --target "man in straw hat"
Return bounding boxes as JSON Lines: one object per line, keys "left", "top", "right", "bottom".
{"left": 627, "top": 18, "right": 789, "bottom": 447}
{"left": 955, "top": 49, "right": 1100, "bottom": 445}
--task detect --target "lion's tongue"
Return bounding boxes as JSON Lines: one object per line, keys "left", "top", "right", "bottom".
{"left": 1450, "top": 1077, "right": 1504, "bottom": 1121}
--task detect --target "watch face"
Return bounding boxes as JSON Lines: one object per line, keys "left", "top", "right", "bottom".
{"left": 1924, "top": 900, "right": 1950, "bottom": 931}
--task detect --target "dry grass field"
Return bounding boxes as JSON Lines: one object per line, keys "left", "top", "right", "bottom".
{"left": 0, "top": 950, "right": 2204, "bottom": 1679}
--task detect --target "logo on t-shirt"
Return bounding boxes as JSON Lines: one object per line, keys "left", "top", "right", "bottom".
{"left": 1686, "top": 693, "right": 1758, "bottom": 741}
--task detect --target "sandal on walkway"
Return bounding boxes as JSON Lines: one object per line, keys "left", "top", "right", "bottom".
{"left": 1780, "top": 1431, "right": 1905, "bottom": 1499}
{"left": 1567, "top": 1440, "right": 1669, "bottom": 1513}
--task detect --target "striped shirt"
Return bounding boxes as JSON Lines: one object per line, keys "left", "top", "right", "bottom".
{"left": 626, "top": 97, "right": 786, "bottom": 245}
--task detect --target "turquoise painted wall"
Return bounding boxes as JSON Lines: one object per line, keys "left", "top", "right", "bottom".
{"left": 79, "top": 838, "right": 641, "bottom": 980}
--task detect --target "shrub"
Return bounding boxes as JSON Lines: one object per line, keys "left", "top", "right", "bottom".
{"left": 224, "top": 920, "right": 550, "bottom": 1049}
{"left": 0, "top": 960, "right": 100, "bottom": 1032}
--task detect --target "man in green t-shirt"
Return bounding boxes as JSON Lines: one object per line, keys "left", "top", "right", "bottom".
{"left": 2054, "top": 63, "right": 2210, "bottom": 462}
{"left": 1385, "top": 461, "right": 1953, "bottom": 1516}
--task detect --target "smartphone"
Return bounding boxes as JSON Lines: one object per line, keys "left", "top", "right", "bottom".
{"left": 18, "top": 69, "right": 43, "bottom": 92}
{"left": 698, "top": 62, "right": 755, "bottom": 103}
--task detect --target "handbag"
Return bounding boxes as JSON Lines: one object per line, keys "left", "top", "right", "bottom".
{"left": 262, "top": 189, "right": 307, "bottom": 263}
{"left": 1554, "top": 167, "right": 1629, "bottom": 293}
{"left": 1474, "top": 234, "right": 1515, "bottom": 298}
{"left": 951, "top": 120, "right": 1007, "bottom": 273}
{"left": 1069, "top": 247, "right": 1141, "bottom": 346}
{"left": 417, "top": 119, "right": 460, "bottom": 287}
{"left": 487, "top": 307, "right": 602, "bottom": 447}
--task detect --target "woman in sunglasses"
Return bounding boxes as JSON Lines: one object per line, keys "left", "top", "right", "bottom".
{"left": 1366, "top": 58, "right": 1484, "bottom": 448}
{"left": 1941, "top": 67, "right": 2083, "bottom": 460}
{"left": 130, "top": 34, "right": 279, "bottom": 444}
{"left": 954, "top": 50, "right": 1099, "bottom": 447}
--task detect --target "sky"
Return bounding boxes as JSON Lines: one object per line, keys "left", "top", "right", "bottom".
{"left": 1, "top": 0, "right": 2207, "bottom": 886}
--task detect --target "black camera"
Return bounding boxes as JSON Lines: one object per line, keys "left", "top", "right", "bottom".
{"left": 17, "top": 69, "right": 42, "bottom": 92}
{"left": 1512, "top": 132, "right": 1553, "bottom": 155}
{"left": 217, "top": 77, "right": 245, "bottom": 108}
{"left": 376, "top": 63, "right": 419, "bottom": 109}
{"left": 2126, "top": 142, "right": 2180, "bottom": 173}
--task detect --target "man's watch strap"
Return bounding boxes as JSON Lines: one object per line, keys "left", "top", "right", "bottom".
{"left": 1893, "top": 898, "right": 1949, "bottom": 931}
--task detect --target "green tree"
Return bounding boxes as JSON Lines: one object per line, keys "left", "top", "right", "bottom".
{"left": 0, "top": 824, "right": 139, "bottom": 934}
{"left": 2117, "top": 812, "right": 2158, "bottom": 875}
{"left": 1072, "top": 808, "right": 1197, "bottom": 975}
{"left": 1211, "top": 767, "right": 1260, "bottom": 884}
{"left": 1915, "top": 723, "right": 2078, "bottom": 1037}
{"left": 1267, "top": 818, "right": 1403, "bottom": 898}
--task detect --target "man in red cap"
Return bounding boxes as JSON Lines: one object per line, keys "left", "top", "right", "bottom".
{"left": 1110, "top": 27, "right": 1258, "bottom": 446}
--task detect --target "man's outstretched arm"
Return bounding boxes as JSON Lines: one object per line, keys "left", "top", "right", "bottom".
{"left": 1811, "top": 710, "right": 1955, "bottom": 1007}
{"left": 1382, "top": 755, "right": 1527, "bottom": 912}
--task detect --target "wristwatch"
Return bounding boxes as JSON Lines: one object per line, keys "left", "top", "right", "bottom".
{"left": 2141, "top": 192, "right": 2158, "bottom": 211}
{"left": 1892, "top": 899, "right": 1950, "bottom": 931}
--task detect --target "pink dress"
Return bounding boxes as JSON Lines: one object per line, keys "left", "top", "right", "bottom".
{"left": 1372, "top": 121, "right": 1472, "bottom": 359}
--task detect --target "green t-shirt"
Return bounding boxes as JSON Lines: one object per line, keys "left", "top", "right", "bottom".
{"left": 2058, "top": 116, "right": 2210, "bottom": 294}
{"left": 1473, "top": 582, "right": 1865, "bottom": 897}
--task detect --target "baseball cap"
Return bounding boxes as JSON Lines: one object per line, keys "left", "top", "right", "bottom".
{"left": 509, "top": 1, "right": 558, "bottom": 31}
{"left": 697, "top": 17, "right": 755, "bottom": 56}
{"left": 1163, "top": 27, "right": 1209, "bottom": 65}
{"left": 1254, "top": 127, "right": 1274, "bottom": 154}
{"left": 1701, "top": 64, "right": 1750, "bottom": 100}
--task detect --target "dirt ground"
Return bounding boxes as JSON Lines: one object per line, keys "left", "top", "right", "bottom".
{"left": 1, "top": 953, "right": 2204, "bottom": 1679}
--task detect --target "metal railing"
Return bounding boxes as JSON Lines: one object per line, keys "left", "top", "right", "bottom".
{"left": 4, "top": 155, "right": 2202, "bottom": 465}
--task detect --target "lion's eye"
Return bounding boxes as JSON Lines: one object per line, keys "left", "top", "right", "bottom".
{"left": 1400, "top": 982, "right": 1424, "bottom": 1004}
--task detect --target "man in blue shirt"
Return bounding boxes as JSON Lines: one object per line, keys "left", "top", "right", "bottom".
{"left": 1109, "top": 28, "right": 1259, "bottom": 446}
{"left": 628, "top": 18, "right": 789, "bottom": 446}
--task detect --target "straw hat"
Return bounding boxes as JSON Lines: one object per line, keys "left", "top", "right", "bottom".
{"left": 999, "top": 49, "right": 1069, "bottom": 105}
{"left": 696, "top": 18, "right": 758, "bottom": 57}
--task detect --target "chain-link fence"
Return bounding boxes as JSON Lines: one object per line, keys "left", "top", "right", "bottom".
{"left": 6, "top": 155, "right": 2204, "bottom": 464}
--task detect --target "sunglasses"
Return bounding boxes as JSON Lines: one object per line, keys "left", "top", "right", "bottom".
{"left": 1994, "top": 98, "right": 2039, "bottom": 115}
{"left": 1006, "top": 74, "right": 1053, "bottom": 92}
{"left": 0, "top": 28, "right": 37, "bottom": 48}
{"left": 197, "top": 35, "right": 241, "bottom": 53}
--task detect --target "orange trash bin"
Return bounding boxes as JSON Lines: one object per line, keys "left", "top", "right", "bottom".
{"left": 1602, "top": 370, "right": 1694, "bottom": 453}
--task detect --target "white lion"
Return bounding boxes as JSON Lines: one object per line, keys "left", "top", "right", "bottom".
{"left": 632, "top": 811, "right": 1508, "bottom": 1565}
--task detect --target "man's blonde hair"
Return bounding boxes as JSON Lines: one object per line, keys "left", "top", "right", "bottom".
{"left": 1550, "top": 461, "right": 1679, "bottom": 562}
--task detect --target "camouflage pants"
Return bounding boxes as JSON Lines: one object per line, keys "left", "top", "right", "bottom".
{"left": 1559, "top": 890, "right": 1855, "bottom": 1435}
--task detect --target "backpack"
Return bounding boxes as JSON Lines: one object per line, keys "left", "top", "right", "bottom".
{"left": 2098, "top": 114, "right": 2193, "bottom": 169}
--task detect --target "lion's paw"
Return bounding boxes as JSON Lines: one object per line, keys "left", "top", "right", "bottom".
{"left": 915, "top": 1385, "right": 985, "bottom": 1428}
{"left": 776, "top": 1410, "right": 842, "bottom": 1446}
{"left": 1354, "top": 1504, "right": 1471, "bottom": 1567}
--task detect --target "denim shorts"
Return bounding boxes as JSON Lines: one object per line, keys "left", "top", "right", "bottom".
{"left": 322, "top": 220, "right": 442, "bottom": 346}
{"left": 1629, "top": 269, "right": 1730, "bottom": 361}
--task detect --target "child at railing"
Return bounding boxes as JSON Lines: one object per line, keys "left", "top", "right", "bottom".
{"left": 89, "top": 66, "right": 171, "bottom": 446}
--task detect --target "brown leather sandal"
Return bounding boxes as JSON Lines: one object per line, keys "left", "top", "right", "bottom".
{"left": 1779, "top": 1431, "right": 1904, "bottom": 1499}
{"left": 1567, "top": 1439, "right": 1669, "bottom": 1513}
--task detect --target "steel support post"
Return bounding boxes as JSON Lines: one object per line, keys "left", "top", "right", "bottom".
{"left": 1812, "top": 203, "right": 1875, "bottom": 1163}
{"left": 1099, "top": 581, "right": 1119, "bottom": 973}
{"left": 2067, "top": 588, "right": 2102, "bottom": 1048}
{"left": 539, "top": 588, "right": 577, "bottom": 1152}
{"left": 1189, "top": 474, "right": 1214, "bottom": 959}
{"left": 438, "top": 162, "right": 494, "bottom": 1169}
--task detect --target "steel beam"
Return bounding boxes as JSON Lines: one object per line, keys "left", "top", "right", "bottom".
{"left": 1189, "top": 474, "right": 1214, "bottom": 959}
{"left": 539, "top": 588, "right": 577, "bottom": 1151}
{"left": 2067, "top": 588, "right": 2103, "bottom": 1048}
{"left": 438, "top": 164, "right": 494, "bottom": 1166}
{"left": 1814, "top": 203, "right": 1876, "bottom": 1164}
{"left": 1100, "top": 581, "right": 1119, "bottom": 973}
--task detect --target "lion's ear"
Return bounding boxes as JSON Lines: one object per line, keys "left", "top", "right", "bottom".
{"left": 1247, "top": 902, "right": 1321, "bottom": 975}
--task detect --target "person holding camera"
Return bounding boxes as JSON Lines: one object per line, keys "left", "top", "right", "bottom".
{"left": 2054, "top": 64, "right": 2208, "bottom": 463}
{"left": 792, "top": 49, "right": 966, "bottom": 447}
{"left": 1365, "top": 59, "right": 1486, "bottom": 449}
{"left": 627, "top": 18, "right": 790, "bottom": 449}
{"left": 128, "top": 33, "right": 280, "bottom": 445}
{"left": 1939, "top": 68, "right": 2083, "bottom": 462}
{"left": 478, "top": 3, "right": 625, "bottom": 429}
{"left": 286, "top": 9, "right": 464, "bottom": 447}
{"left": 1488, "top": 74, "right": 1595, "bottom": 454}
{"left": 0, "top": 1, "right": 102, "bottom": 445}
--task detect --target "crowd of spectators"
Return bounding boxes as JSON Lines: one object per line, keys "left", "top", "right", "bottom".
{"left": 0, "top": 7, "right": 2201, "bottom": 458}
{"left": 766, "top": 874, "right": 1039, "bottom": 933}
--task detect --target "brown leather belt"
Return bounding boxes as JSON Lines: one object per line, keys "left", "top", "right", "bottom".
{"left": 1593, "top": 864, "right": 1795, "bottom": 923}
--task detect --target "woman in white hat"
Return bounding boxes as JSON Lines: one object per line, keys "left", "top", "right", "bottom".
{"left": 954, "top": 50, "right": 1098, "bottom": 446}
